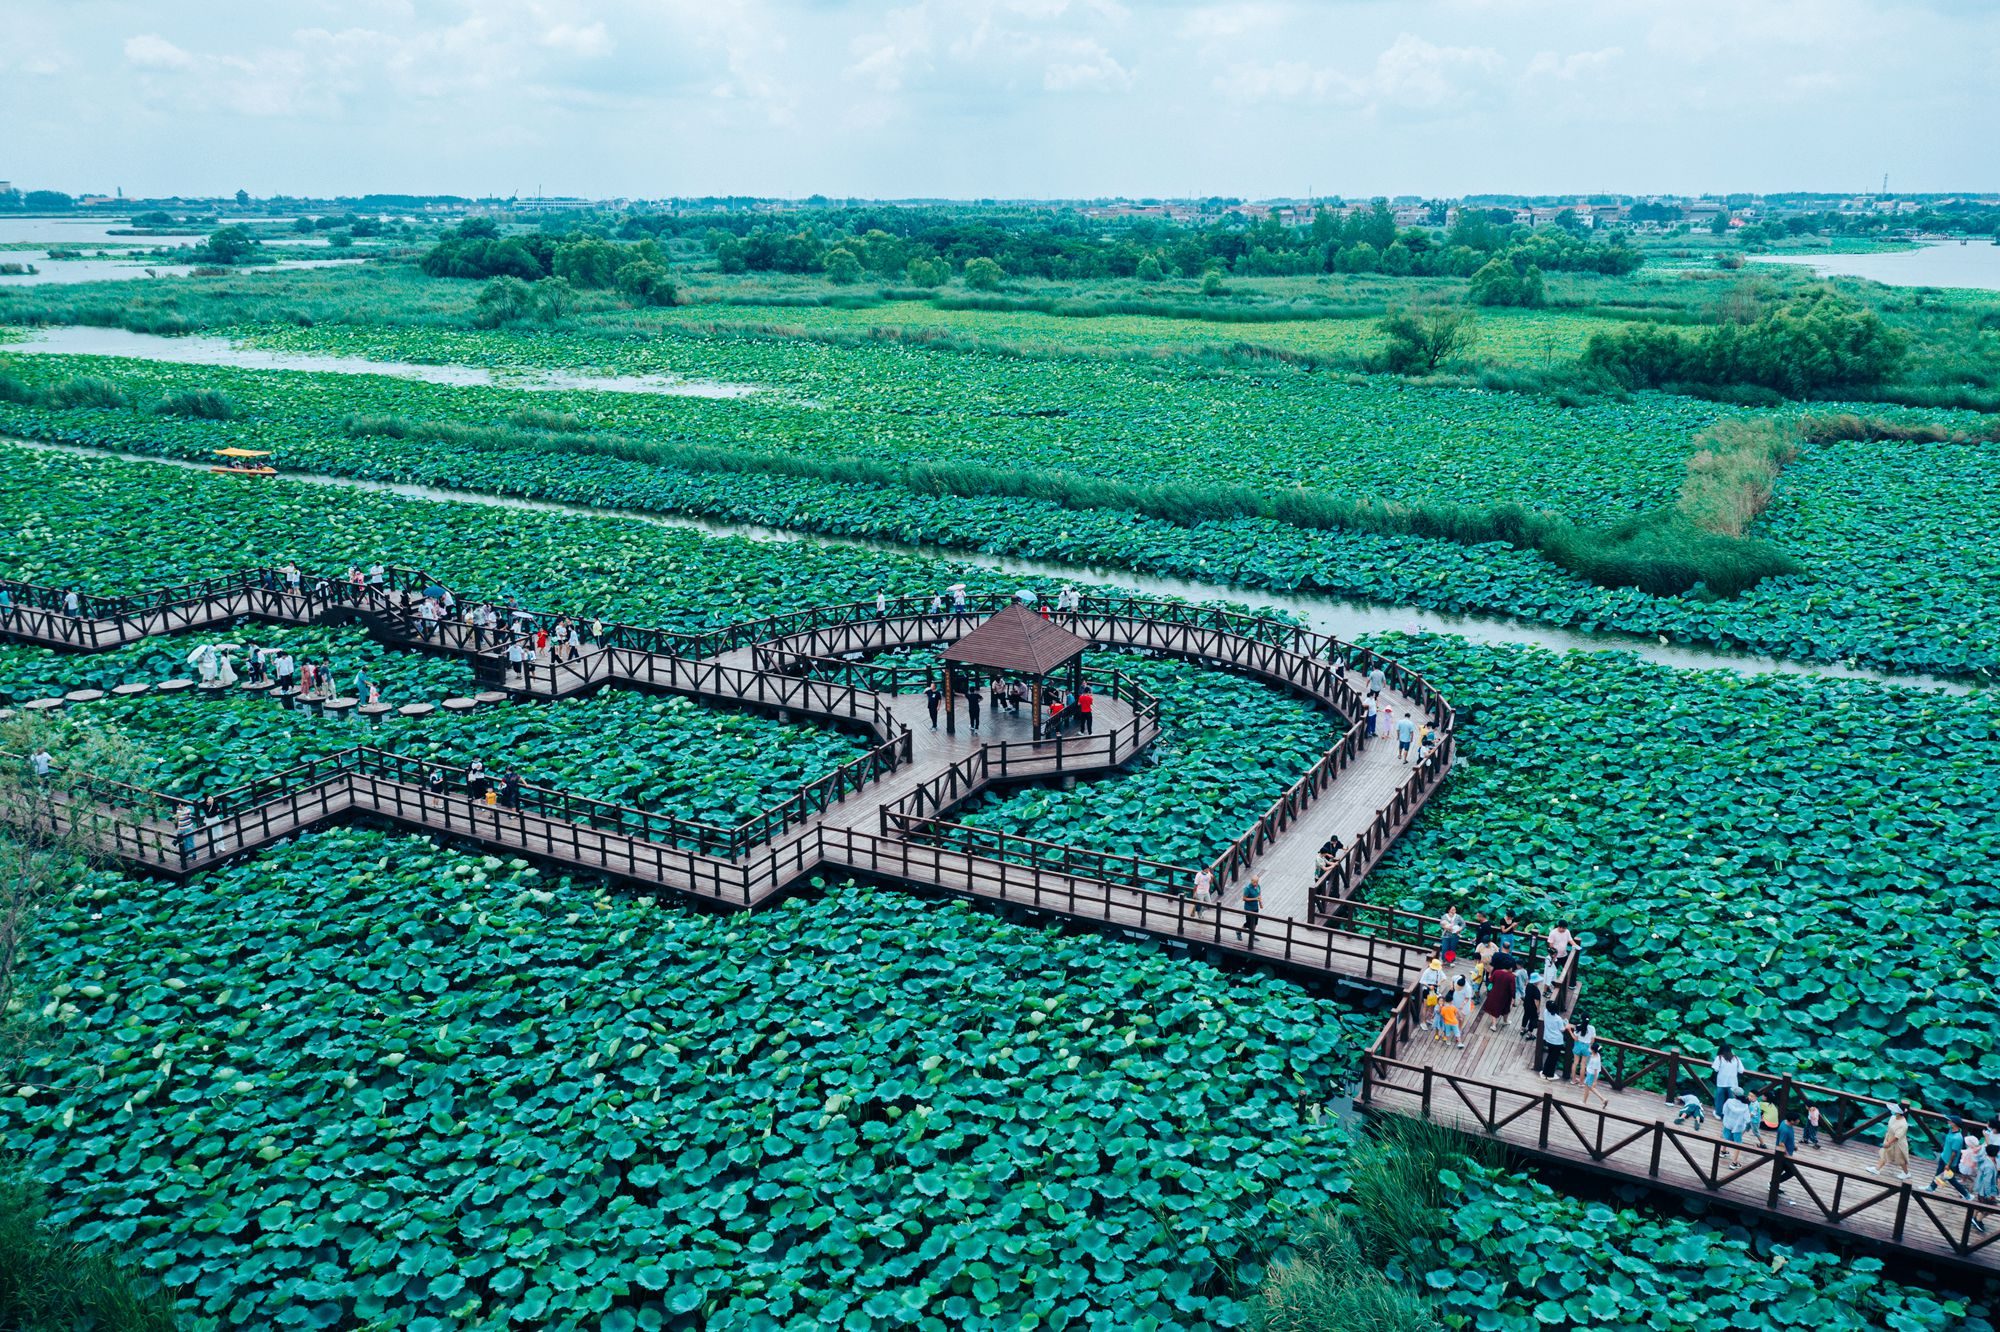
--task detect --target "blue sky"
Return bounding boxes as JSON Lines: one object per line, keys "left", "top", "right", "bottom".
{"left": 5, "top": 0, "right": 1996, "bottom": 199}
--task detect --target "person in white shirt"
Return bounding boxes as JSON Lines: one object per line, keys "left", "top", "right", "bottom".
{"left": 1711, "top": 1045, "right": 1745, "bottom": 1119}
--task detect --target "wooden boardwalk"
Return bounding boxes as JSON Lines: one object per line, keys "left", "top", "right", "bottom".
{"left": 5, "top": 564, "right": 1993, "bottom": 1271}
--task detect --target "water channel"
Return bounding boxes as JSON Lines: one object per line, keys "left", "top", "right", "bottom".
{"left": 8, "top": 438, "right": 1973, "bottom": 695}
{"left": 1, "top": 326, "right": 759, "bottom": 398}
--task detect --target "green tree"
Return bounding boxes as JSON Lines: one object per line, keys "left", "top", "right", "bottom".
{"left": 234, "top": 188, "right": 250, "bottom": 207}
{"left": 22, "top": 191, "right": 72, "bottom": 212}
{"left": 472, "top": 276, "right": 537, "bottom": 328}
{"left": 823, "top": 246, "right": 863, "bottom": 285}
{"left": 1135, "top": 253, "right": 1165, "bottom": 282}
{"left": 962, "top": 257, "right": 1004, "bottom": 291}
{"left": 1375, "top": 307, "right": 1479, "bottom": 374}
{"left": 616, "top": 260, "right": 678, "bottom": 307}
{"left": 531, "top": 276, "right": 575, "bottom": 323}
{"left": 904, "top": 256, "right": 946, "bottom": 288}
{"left": 1709, "top": 209, "right": 1732, "bottom": 237}
{"left": 552, "top": 236, "right": 621, "bottom": 289}
{"left": 1468, "top": 257, "right": 1544, "bottom": 307}
{"left": 197, "top": 225, "right": 260, "bottom": 265}
{"left": 1200, "top": 268, "right": 1228, "bottom": 297}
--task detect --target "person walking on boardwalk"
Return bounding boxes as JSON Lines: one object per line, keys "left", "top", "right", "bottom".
{"left": 1378, "top": 703, "right": 1395, "bottom": 743}
{"left": 1720, "top": 1092, "right": 1753, "bottom": 1169}
{"left": 1977, "top": 1146, "right": 1999, "bottom": 1215}
{"left": 1395, "top": 712, "right": 1416, "bottom": 762}
{"left": 507, "top": 639, "right": 526, "bottom": 681}
{"left": 1710, "top": 1045, "right": 1744, "bottom": 1120}
{"left": 1438, "top": 995, "right": 1464, "bottom": 1049}
{"left": 499, "top": 769, "right": 521, "bottom": 811}
{"left": 924, "top": 684, "right": 941, "bottom": 731}
{"left": 466, "top": 761, "right": 491, "bottom": 805}
{"left": 1236, "top": 874, "right": 1262, "bottom": 941}
{"left": 1481, "top": 960, "right": 1515, "bottom": 1033}
{"left": 1579, "top": 1042, "right": 1609, "bottom": 1107}
{"left": 1192, "top": 867, "right": 1213, "bottom": 917}
{"left": 1567, "top": 1013, "right": 1597, "bottom": 1082}
{"left": 1927, "top": 1123, "right": 1967, "bottom": 1192}
{"left": 1517, "top": 964, "right": 1541, "bottom": 1043}
{"left": 1366, "top": 665, "right": 1386, "bottom": 700}
{"left": 1078, "top": 686, "right": 1094, "bottom": 733}
{"left": 1868, "top": 1104, "right": 1912, "bottom": 1180}
{"left": 1538, "top": 1004, "right": 1568, "bottom": 1079}
{"left": 966, "top": 686, "right": 982, "bottom": 735}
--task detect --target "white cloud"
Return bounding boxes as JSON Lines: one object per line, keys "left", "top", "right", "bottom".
{"left": 1043, "top": 41, "right": 1133, "bottom": 91}
{"left": 1216, "top": 34, "right": 1503, "bottom": 114}
{"left": 1523, "top": 46, "right": 1623, "bottom": 81}
{"left": 123, "top": 34, "right": 195, "bottom": 71}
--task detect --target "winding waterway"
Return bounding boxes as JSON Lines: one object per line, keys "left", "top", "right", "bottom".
{"left": 7, "top": 437, "right": 1973, "bottom": 695}
{"left": 1, "top": 326, "right": 758, "bottom": 398}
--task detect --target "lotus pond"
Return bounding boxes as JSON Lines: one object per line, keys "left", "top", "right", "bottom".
{"left": 5, "top": 360, "right": 1999, "bottom": 678}
{"left": 11, "top": 688, "right": 870, "bottom": 826}
{"left": 1359, "top": 633, "right": 2000, "bottom": 1115}
{"left": 1, "top": 834, "right": 1987, "bottom": 1331}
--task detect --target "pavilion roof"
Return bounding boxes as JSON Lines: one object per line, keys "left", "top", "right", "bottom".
{"left": 942, "top": 603, "right": 1088, "bottom": 676}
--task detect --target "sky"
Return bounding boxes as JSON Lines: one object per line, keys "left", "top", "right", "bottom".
{"left": 4, "top": 0, "right": 1997, "bottom": 201}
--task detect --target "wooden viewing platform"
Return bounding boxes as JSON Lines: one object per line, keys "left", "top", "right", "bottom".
{"left": 2, "top": 563, "right": 1994, "bottom": 1273}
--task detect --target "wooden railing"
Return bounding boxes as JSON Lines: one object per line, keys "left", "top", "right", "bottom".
{"left": 1360, "top": 1037, "right": 1999, "bottom": 1262}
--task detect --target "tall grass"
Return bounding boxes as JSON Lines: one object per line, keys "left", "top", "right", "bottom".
{"left": 1252, "top": 1118, "right": 1500, "bottom": 1332}
{"left": 341, "top": 413, "right": 1802, "bottom": 597}
{"left": 1678, "top": 419, "right": 1800, "bottom": 537}
{"left": 932, "top": 292, "right": 1387, "bottom": 325}
{"left": 0, "top": 1163, "right": 180, "bottom": 1330}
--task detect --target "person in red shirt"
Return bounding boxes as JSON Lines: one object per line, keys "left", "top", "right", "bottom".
{"left": 1078, "top": 686, "right": 1094, "bottom": 733}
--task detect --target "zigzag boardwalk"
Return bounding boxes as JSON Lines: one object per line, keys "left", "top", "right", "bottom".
{"left": 3, "top": 563, "right": 1994, "bottom": 1271}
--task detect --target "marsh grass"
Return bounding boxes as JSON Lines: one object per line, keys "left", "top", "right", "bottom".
{"left": 342, "top": 412, "right": 1803, "bottom": 596}
{"left": 0, "top": 1164, "right": 180, "bottom": 1331}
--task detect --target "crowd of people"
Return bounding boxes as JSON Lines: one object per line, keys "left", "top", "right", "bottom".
{"left": 918, "top": 673, "right": 1094, "bottom": 740}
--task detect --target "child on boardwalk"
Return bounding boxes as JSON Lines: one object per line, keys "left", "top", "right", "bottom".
{"left": 1439, "top": 998, "right": 1464, "bottom": 1049}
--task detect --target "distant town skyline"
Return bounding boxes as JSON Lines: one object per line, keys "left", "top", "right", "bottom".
{"left": 5, "top": 0, "right": 1996, "bottom": 199}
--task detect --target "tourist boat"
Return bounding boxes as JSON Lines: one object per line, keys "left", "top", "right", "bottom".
{"left": 209, "top": 447, "right": 277, "bottom": 477}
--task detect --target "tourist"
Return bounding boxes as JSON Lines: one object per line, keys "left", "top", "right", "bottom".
{"left": 1192, "top": 867, "right": 1212, "bottom": 916}
{"left": 1481, "top": 960, "right": 1516, "bottom": 1032}
{"left": 1543, "top": 921, "right": 1575, "bottom": 980}
{"left": 1538, "top": 1003, "right": 1568, "bottom": 1079}
{"left": 1078, "top": 686, "right": 1094, "bottom": 733}
{"left": 28, "top": 747, "right": 52, "bottom": 780}
{"left": 875, "top": 590, "right": 887, "bottom": 619}
{"left": 274, "top": 651, "right": 296, "bottom": 691}
{"left": 466, "top": 761, "right": 491, "bottom": 804}
{"left": 1236, "top": 873, "right": 1262, "bottom": 941}
{"left": 1803, "top": 1103, "right": 1823, "bottom": 1150}
{"left": 1753, "top": 1090, "right": 1780, "bottom": 1149}
{"left": 924, "top": 684, "right": 941, "bottom": 731}
{"left": 1720, "top": 1092, "right": 1753, "bottom": 1169}
{"left": 173, "top": 801, "right": 198, "bottom": 860}
{"left": 1517, "top": 963, "right": 1541, "bottom": 1043}
{"left": 1395, "top": 712, "right": 1416, "bottom": 762}
{"left": 1366, "top": 665, "right": 1386, "bottom": 700}
{"left": 966, "top": 686, "right": 982, "bottom": 734}
{"left": 1928, "top": 1122, "right": 1968, "bottom": 1192}
{"left": 1498, "top": 910, "right": 1521, "bottom": 956}
{"left": 928, "top": 592, "right": 943, "bottom": 618}
{"left": 367, "top": 563, "right": 386, "bottom": 590}
{"left": 1365, "top": 706, "right": 1379, "bottom": 739}
{"left": 1568, "top": 1012, "right": 1598, "bottom": 1082}
{"left": 1868, "top": 1104, "right": 1912, "bottom": 1180}
{"left": 425, "top": 766, "right": 446, "bottom": 798}
{"left": 1580, "top": 1042, "right": 1609, "bottom": 1107}
{"left": 0, "top": 588, "right": 13, "bottom": 620}
{"left": 1673, "top": 1094, "right": 1706, "bottom": 1128}
{"left": 1438, "top": 904, "right": 1464, "bottom": 964}
{"left": 566, "top": 624, "right": 582, "bottom": 660}
{"left": 1205, "top": 869, "right": 1224, "bottom": 917}
{"left": 1377, "top": 703, "right": 1394, "bottom": 742}
{"left": 507, "top": 640, "right": 526, "bottom": 680}
{"left": 1450, "top": 974, "right": 1474, "bottom": 1027}
{"left": 1776, "top": 1108, "right": 1798, "bottom": 1159}
{"left": 62, "top": 589, "right": 81, "bottom": 616}
{"left": 1439, "top": 995, "right": 1464, "bottom": 1049}
{"left": 499, "top": 770, "right": 521, "bottom": 810}
{"left": 1710, "top": 1045, "right": 1745, "bottom": 1119}
{"left": 1978, "top": 1146, "right": 1999, "bottom": 1209}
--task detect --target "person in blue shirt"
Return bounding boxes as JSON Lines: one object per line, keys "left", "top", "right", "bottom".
{"left": 1929, "top": 1124, "right": 1968, "bottom": 1192}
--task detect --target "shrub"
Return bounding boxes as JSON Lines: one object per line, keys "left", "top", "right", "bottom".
{"left": 151, "top": 389, "right": 238, "bottom": 421}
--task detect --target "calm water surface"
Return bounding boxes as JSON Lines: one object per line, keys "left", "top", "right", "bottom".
{"left": 1751, "top": 239, "right": 2000, "bottom": 291}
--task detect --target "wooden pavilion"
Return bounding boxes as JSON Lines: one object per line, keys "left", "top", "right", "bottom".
{"left": 943, "top": 602, "right": 1090, "bottom": 737}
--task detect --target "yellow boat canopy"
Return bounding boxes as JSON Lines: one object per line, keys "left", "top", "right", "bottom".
{"left": 212, "top": 448, "right": 272, "bottom": 459}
